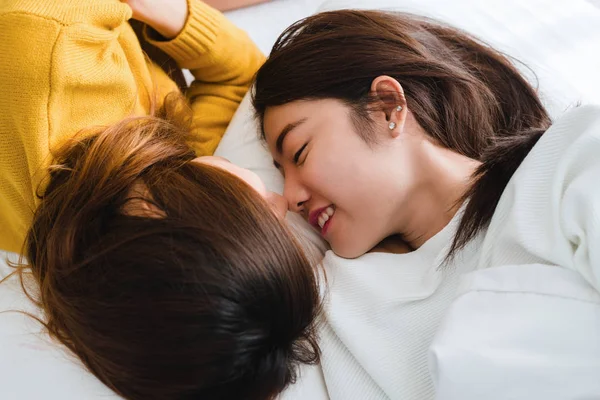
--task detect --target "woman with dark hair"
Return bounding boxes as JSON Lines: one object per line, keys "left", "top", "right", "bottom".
{"left": 0, "top": 0, "right": 321, "bottom": 399}
{"left": 253, "top": 10, "right": 600, "bottom": 399}
{"left": 21, "top": 96, "right": 322, "bottom": 400}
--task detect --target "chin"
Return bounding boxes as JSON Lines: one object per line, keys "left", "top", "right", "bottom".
{"left": 330, "top": 241, "right": 369, "bottom": 260}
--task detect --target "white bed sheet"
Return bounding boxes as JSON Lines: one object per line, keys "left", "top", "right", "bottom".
{"left": 225, "top": 0, "right": 325, "bottom": 54}
{"left": 2, "top": 0, "right": 600, "bottom": 399}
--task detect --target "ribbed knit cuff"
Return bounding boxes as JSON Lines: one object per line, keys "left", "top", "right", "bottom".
{"left": 144, "top": 0, "right": 223, "bottom": 64}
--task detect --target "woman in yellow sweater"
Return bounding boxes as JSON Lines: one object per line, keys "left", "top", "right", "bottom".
{"left": 0, "top": 0, "right": 263, "bottom": 253}
{"left": 0, "top": 1, "right": 321, "bottom": 399}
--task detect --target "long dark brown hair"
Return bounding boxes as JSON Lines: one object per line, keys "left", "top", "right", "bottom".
{"left": 12, "top": 93, "right": 321, "bottom": 400}
{"left": 252, "top": 10, "right": 551, "bottom": 258}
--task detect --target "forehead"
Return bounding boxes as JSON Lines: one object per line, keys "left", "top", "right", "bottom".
{"left": 263, "top": 98, "right": 350, "bottom": 145}
{"left": 194, "top": 156, "right": 267, "bottom": 196}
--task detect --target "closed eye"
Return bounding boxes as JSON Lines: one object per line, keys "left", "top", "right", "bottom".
{"left": 294, "top": 143, "right": 308, "bottom": 164}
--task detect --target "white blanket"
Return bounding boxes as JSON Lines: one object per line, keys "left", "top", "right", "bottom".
{"left": 431, "top": 105, "right": 600, "bottom": 399}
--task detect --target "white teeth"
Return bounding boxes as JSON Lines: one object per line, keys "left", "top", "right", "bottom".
{"left": 318, "top": 217, "right": 325, "bottom": 229}
{"left": 317, "top": 206, "right": 335, "bottom": 229}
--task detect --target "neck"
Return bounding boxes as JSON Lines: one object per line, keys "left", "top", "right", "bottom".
{"left": 396, "top": 146, "right": 479, "bottom": 249}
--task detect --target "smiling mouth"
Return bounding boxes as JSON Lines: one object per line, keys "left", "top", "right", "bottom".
{"left": 307, "top": 205, "right": 335, "bottom": 236}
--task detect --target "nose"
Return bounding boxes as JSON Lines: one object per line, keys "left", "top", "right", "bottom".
{"left": 283, "top": 172, "right": 310, "bottom": 213}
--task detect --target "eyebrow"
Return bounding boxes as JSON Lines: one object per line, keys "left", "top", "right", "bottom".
{"left": 275, "top": 118, "right": 308, "bottom": 155}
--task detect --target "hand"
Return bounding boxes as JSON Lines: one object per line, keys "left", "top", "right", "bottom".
{"left": 121, "top": 0, "right": 188, "bottom": 39}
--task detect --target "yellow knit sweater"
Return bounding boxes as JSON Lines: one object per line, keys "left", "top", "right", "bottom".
{"left": 0, "top": 0, "right": 265, "bottom": 253}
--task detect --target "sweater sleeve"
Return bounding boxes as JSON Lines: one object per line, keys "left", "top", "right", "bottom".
{"left": 145, "top": 0, "right": 265, "bottom": 156}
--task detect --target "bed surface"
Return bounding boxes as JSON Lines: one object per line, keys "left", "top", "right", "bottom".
{"left": 2, "top": 0, "right": 600, "bottom": 399}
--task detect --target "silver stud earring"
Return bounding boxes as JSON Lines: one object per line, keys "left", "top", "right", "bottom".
{"left": 396, "top": 105, "right": 403, "bottom": 112}
{"left": 388, "top": 122, "right": 396, "bottom": 130}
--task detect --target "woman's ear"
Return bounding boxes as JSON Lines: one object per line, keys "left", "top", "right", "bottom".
{"left": 370, "top": 75, "right": 407, "bottom": 138}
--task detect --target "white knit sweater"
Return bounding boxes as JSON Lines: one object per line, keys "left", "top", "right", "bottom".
{"left": 477, "top": 105, "right": 600, "bottom": 287}
{"left": 429, "top": 105, "right": 600, "bottom": 399}
{"left": 318, "top": 211, "right": 481, "bottom": 400}
{"left": 311, "top": 105, "right": 600, "bottom": 400}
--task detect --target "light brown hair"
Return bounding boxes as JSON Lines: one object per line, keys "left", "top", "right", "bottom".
{"left": 16, "top": 93, "right": 321, "bottom": 400}
{"left": 252, "top": 10, "right": 552, "bottom": 257}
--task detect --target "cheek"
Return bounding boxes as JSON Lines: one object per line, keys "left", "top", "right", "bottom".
{"left": 305, "top": 138, "right": 370, "bottom": 194}
{"left": 301, "top": 149, "right": 357, "bottom": 202}
{"left": 321, "top": 156, "right": 385, "bottom": 207}
{"left": 310, "top": 147, "right": 396, "bottom": 256}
